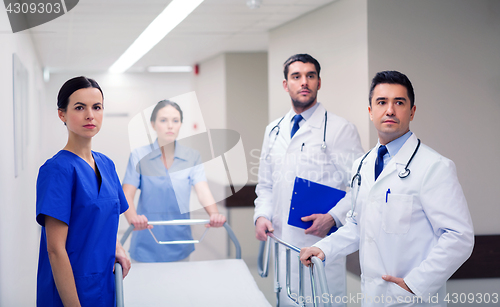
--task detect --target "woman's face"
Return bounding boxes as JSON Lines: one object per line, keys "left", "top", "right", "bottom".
{"left": 58, "top": 87, "right": 103, "bottom": 140}
{"left": 152, "top": 105, "right": 182, "bottom": 146}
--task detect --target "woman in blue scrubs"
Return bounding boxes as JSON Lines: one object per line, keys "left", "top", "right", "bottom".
{"left": 122, "top": 100, "right": 226, "bottom": 262}
{"left": 36, "top": 76, "right": 131, "bottom": 306}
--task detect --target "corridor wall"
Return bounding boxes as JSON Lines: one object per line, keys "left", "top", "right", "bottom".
{"left": 0, "top": 8, "right": 46, "bottom": 306}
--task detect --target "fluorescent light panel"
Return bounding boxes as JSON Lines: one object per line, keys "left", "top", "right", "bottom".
{"left": 109, "top": 0, "right": 204, "bottom": 73}
{"left": 147, "top": 66, "right": 193, "bottom": 73}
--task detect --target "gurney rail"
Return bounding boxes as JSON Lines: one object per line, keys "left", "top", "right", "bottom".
{"left": 115, "top": 220, "right": 241, "bottom": 306}
{"left": 258, "top": 232, "right": 332, "bottom": 307}
{"left": 120, "top": 219, "right": 241, "bottom": 259}
{"left": 114, "top": 263, "right": 124, "bottom": 307}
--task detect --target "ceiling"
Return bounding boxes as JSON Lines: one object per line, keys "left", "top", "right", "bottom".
{"left": 30, "top": 0, "right": 336, "bottom": 73}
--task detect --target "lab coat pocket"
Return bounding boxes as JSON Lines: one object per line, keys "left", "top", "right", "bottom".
{"left": 387, "top": 282, "right": 417, "bottom": 306}
{"left": 382, "top": 194, "right": 413, "bottom": 234}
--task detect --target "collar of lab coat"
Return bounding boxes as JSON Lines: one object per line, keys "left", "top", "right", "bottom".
{"left": 393, "top": 133, "right": 419, "bottom": 166}
{"left": 303, "top": 102, "right": 325, "bottom": 129}
{"left": 373, "top": 133, "right": 419, "bottom": 183}
{"left": 359, "top": 133, "right": 418, "bottom": 187}
{"left": 288, "top": 102, "right": 325, "bottom": 138}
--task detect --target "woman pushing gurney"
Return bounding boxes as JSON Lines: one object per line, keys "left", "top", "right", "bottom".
{"left": 121, "top": 99, "right": 226, "bottom": 262}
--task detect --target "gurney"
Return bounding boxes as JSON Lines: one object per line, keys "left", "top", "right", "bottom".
{"left": 258, "top": 232, "right": 333, "bottom": 307}
{"left": 114, "top": 219, "right": 271, "bottom": 307}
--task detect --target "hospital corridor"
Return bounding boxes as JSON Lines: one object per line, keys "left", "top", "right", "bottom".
{"left": 0, "top": 0, "right": 499, "bottom": 306}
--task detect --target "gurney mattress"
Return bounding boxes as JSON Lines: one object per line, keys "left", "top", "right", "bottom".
{"left": 124, "top": 259, "right": 271, "bottom": 306}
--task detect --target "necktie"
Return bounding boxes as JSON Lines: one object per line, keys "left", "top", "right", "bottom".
{"left": 290, "top": 114, "right": 303, "bottom": 138}
{"left": 375, "top": 145, "right": 388, "bottom": 181}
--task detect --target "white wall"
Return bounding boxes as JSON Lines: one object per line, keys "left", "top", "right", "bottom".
{"left": 193, "top": 54, "right": 228, "bottom": 206}
{"left": 194, "top": 52, "right": 269, "bottom": 187}
{"left": 268, "top": 0, "right": 370, "bottom": 150}
{"left": 226, "top": 52, "right": 268, "bottom": 184}
{"left": 0, "top": 9, "right": 46, "bottom": 306}
{"left": 224, "top": 52, "right": 269, "bottom": 266}
{"left": 194, "top": 54, "right": 227, "bottom": 130}
{"left": 367, "top": 0, "right": 500, "bottom": 235}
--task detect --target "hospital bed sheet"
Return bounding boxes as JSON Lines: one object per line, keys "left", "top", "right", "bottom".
{"left": 124, "top": 259, "right": 271, "bottom": 307}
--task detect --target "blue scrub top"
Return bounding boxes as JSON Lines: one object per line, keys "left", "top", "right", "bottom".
{"left": 36, "top": 150, "right": 128, "bottom": 307}
{"left": 123, "top": 140, "right": 206, "bottom": 262}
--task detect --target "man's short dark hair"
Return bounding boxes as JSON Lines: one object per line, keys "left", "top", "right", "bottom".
{"left": 369, "top": 71, "right": 415, "bottom": 107}
{"left": 283, "top": 54, "right": 321, "bottom": 80}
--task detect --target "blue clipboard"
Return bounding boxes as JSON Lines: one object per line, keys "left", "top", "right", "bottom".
{"left": 288, "top": 177, "right": 346, "bottom": 235}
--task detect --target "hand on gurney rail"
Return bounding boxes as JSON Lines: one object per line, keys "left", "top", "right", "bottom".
{"left": 207, "top": 213, "right": 226, "bottom": 228}
{"left": 115, "top": 240, "right": 131, "bottom": 278}
{"left": 129, "top": 214, "right": 153, "bottom": 231}
{"left": 299, "top": 246, "right": 325, "bottom": 267}
{"left": 255, "top": 217, "right": 274, "bottom": 241}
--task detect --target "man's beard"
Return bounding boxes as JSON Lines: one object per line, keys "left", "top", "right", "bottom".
{"left": 291, "top": 93, "right": 316, "bottom": 110}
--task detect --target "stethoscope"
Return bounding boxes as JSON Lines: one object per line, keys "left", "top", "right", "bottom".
{"left": 347, "top": 139, "right": 421, "bottom": 219}
{"left": 265, "top": 111, "right": 327, "bottom": 160}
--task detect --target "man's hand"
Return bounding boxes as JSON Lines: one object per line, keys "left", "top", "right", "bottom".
{"left": 115, "top": 241, "right": 131, "bottom": 278}
{"left": 255, "top": 217, "right": 274, "bottom": 241}
{"left": 302, "top": 213, "right": 335, "bottom": 237}
{"left": 382, "top": 275, "right": 414, "bottom": 294}
{"left": 299, "top": 247, "right": 325, "bottom": 266}
{"left": 129, "top": 214, "right": 152, "bottom": 231}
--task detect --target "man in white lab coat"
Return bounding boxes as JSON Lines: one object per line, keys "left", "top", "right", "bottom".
{"left": 254, "top": 54, "right": 364, "bottom": 306}
{"left": 300, "top": 71, "right": 474, "bottom": 306}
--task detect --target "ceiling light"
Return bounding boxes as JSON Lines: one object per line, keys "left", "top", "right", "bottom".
{"left": 109, "top": 0, "right": 204, "bottom": 73}
{"left": 147, "top": 66, "right": 193, "bottom": 73}
{"left": 246, "top": 0, "right": 262, "bottom": 9}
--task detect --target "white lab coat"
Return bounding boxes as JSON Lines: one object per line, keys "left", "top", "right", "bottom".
{"left": 254, "top": 103, "right": 364, "bottom": 306}
{"left": 314, "top": 134, "right": 474, "bottom": 306}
